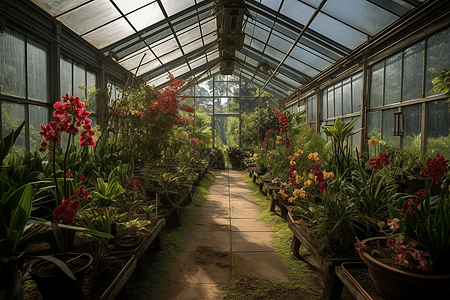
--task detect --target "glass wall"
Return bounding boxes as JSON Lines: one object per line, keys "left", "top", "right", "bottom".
{"left": 366, "top": 26, "right": 450, "bottom": 156}
{"left": 0, "top": 28, "right": 50, "bottom": 153}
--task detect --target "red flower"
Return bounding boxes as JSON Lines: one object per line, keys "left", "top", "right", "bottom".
{"left": 75, "top": 185, "right": 91, "bottom": 202}
{"left": 62, "top": 196, "right": 80, "bottom": 210}
{"left": 420, "top": 154, "right": 448, "bottom": 183}
{"left": 414, "top": 189, "right": 426, "bottom": 199}
{"left": 369, "top": 153, "right": 390, "bottom": 171}
{"left": 66, "top": 170, "right": 73, "bottom": 178}
{"left": 78, "top": 174, "right": 86, "bottom": 181}
{"left": 53, "top": 204, "right": 76, "bottom": 224}
{"left": 402, "top": 198, "right": 420, "bottom": 215}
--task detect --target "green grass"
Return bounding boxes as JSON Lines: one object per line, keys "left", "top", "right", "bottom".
{"left": 130, "top": 170, "right": 218, "bottom": 299}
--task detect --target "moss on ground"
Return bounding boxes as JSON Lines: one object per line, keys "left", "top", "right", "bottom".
{"left": 130, "top": 170, "right": 218, "bottom": 299}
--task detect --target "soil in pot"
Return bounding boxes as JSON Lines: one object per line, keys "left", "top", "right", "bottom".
{"left": 116, "top": 236, "right": 141, "bottom": 251}
{"left": 29, "top": 253, "right": 93, "bottom": 300}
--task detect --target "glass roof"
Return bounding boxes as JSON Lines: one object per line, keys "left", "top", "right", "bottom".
{"left": 32, "top": 0, "right": 423, "bottom": 97}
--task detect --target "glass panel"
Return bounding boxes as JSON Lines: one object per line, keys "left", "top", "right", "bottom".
{"left": 327, "top": 88, "right": 334, "bottom": 118}
{"left": 83, "top": 18, "right": 135, "bottom": 49}
{"left": 342, "top": 78, "right": 351, "bottom": 115}
{"left": 159, "top": 49, "right": 183, "bottom": 64}
{"left": 136, "top": 59, "right": 162, "bottom": 76}
{"left": 152, "top": 38, "right": 179, "bottom": 57}
{"left": 322, "top": 89, "right": 327, "bottom": 120}
{"left": 120, "top": 50, "right": 156, "bottom": 70}
{"left": 352, "top": 73, "right": 362, "bottom": 112}
{"left": 0, "top": 29, "right": 26, "bottom": 98}
{"left": 250, "top": 38, "right": 266, "bottom": 53}
{"left": 367, "top": 111, "right": 381, "bottom": 156}
{"left": 29, "top": 105, "right": 49, "bottom": 152}
{"left": 161, "top": 0, "right": 195, "bottom": 17}
{"left": 321, "top": 0, "right": 397, "bottom": 36}
{"left": 86, "top": 71, "right": 96, "bottom": 113}
{"left": 290, "top": 45, "right": 330, "bottom": 71}
{"left": 280, "top": 0, "right": 316, "bottom": 25}
{"left": 32, "top": 0, "right": 91, "bottom": 17}
{"left": 253, "top": 25, "right": 270, "bottom": 43}
{"left": 403, "top": 41, "right": 424, "bottom": 101}
{"left": 426, "top": 101, "right": 450, "bottom": 158}
{"left": 60, "top": 57, "right": 73, "bottom": 96}
{"left": 114, "top": 0, "right": 155, "bottom": 14}
{"left": 190, "top": 56, "right": 207, "bottom": 70}
{"left": 1, "top": 102, "right": 25, "bottom": 155}
{"left": 384, "top": 53, "right": 402, "bottom": 105}
{"left": 310, "top": 12, "right": 367, "bottom": 50}
{"left": 261, "top": 0, "right": 282, "bottom": 12}
{"left": 382, "top": 108, "right": 398, "bottom": 147}
{"left": 425, "top": 27, "right": 450, "bottom": 97}
{"left": 178, "top": 27, "right": 202, "bottom": 46}
{"left": 284, "top": 57, "right": 319, "bottom": 77}
{"left": 73, "top": 62, "right": 86, "bottom": 99}
{"left": 334, "top": 82, "right": 342, "bottom": 117}
{"left": 267, "top": 33, "right": 292, "bottom": 54}
{"left": 27, "top": 39, "right": 48, "bottom": 102}
{"left": 370, "top": 62, "right": 384, "bottom": 108}
{"left": 127, "top": 2, "right": 165, "bottom": 31}
{"left": 402, "top": 104, "right": 421, "bottom": 155}
{"left": 196, "top": 97, "right": 213, "bottom": 114}
{"left": 201, "top": 19, "right": 216, "bottom": 36}
{"left": 57, "top": 0, "right": 120, "bottom": 35}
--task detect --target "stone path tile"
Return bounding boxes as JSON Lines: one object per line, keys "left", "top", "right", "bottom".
{"left": 182, "top": 231, "right": 231, "bottom": 252}
{"left": 230, "top": 208, "right": 262, "bottom": 219}
{"left": 231, "top": 219, "right": 271, "bottom": 232}
{"left": 231, "top": 231, "right": 274, "bottom": 251}
{"left": 232, "top": 252, "right": 291, "bottom": 281}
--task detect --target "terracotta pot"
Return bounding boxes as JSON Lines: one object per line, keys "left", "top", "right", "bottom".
{"left": 29, "top": 253, "right": 93, "bottom": 300}
{"left": 359, "top": 237, "right": 450, "bottom": 300}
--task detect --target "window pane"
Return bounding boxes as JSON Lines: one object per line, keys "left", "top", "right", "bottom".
{"left": 427, "top": 101, "right": 450, "bottom": 159}
{"left": 87, "top": 71, "right": 97, "bottom": 113}
{"left": 28, "top": 40, "right": 49, "bottom": 102}
{"left": 384, "top": 53, "right": 402, "bottom": 105}
{"left": 352, "top": 116, "right": 361, "bottom": 153}
{"left": 0, "top": 29, "right": 26, "bottom": 98}
{"left": 334, "top": 83, "right": 342, "bottom": 117}
{"left": 327, "top": 88, "right": 334, "bottom": 118}
{"left": 426, "top": 27, "right": 450, "bottom": 97}
{"left": 322, "top": 90, "right": 327, "bottom": 119}
{"left": 382, "top": 108, "right": 398, "bottom": 147}
{"left": 60, "top": 57, "right": 73, "bottom": 96}
{"left": 73, "top": 62, "right": 86, "bottom": 99}
{"left": 352, "top": 73, "right": 362, "bottom": 112}
{"left": 1, "top": 102, "right": 26, "bottom": 155}
{"left": 367, "top": 111, "right": 381, "bottom": 156}
{"left": 370, "top": 62, "right": 384, "bottom": 108}
{"left": 402, "top": 104, "right": 421, "bottom": 155}
{"left": 403, "top": 41, "right": 424, "bottom": 101}
{"left": 29, "top": 105, "right": 49, "bottom": 152}
{"left": 342, "top": 78, "right": 351, "bottom": 115}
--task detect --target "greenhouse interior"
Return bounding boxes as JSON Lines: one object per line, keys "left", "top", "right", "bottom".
{"left": 1, "top": 0, "right": 450, "bottom": 299}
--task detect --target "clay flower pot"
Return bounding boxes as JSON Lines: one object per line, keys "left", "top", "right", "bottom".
{"left": 359, "top": 237, "right": 450, "bottom": 300}
{"left": 29, "top": 253, "right": 93, "bottom": 300}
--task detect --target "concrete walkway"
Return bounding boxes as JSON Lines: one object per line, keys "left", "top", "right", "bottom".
{"left": 151, "top": 170, "right": 291, "bottom": 299}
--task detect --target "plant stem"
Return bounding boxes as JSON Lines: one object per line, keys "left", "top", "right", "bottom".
{"left": 53, "top": 138, "right": 60, "bottom": 206}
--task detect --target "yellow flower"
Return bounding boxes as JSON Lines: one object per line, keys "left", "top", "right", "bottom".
{"left": 253, "top": 153, "right": 258, "bottom": 158}
{"left": 323, "top": 171, "right": 335, "bottom": 179}
{"left": 299, "top": 188, "right": 307, "bottom": 198}
{"left": 368, "top": 137, "right": 379, "bottom": 146}
{"left": 304, "top": 180, "right": 312, "bottom": 187}
{"left": 277, "top": 136, "right": 282, "bottom": 140}
{"left": 297, "top": 149, "right": 303, "bottom": 154}
{"left": 294, "top": 152, "right": 299, "bottom": 158}
{"left": 288, "top": 182, "right": 293, "bottom": 186}
{"left": 308, "top": 152, "right": 320, "bottom": 161}
{"left": 293, "top": 189, "right": 301, "bottom": 198}
{"left": 185, "top": 133, "right": 189, "bottom": 138}
{"left": 293, "top": 170, "right": 298, "bottom": 176}
{"left": 296, "top": 178, "right": 301, "bottom": 185}
{"left": 276, "top": 140, "right": 282, "bottom": 145}
{"left": 288, "top": 197, "right": 296, "bottom": 203}
{"left": 290, "top": 160, "right": 296, "bottom": 166}
{"left": 308, "top": 173, "right": 315, "bottom": 180}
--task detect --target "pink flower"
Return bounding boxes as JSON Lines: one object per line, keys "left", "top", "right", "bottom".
{"left": 354, "top": 238, "right": 366, "bottom": 251}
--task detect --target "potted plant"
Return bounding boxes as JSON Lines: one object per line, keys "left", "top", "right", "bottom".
{"left": 356, "top": 159, "right": 450, "bottom": 300}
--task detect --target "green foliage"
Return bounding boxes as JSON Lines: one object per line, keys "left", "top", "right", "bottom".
{"left": 91, "top": 171, "right": 125, "bottom": 207}
{"left": 0, "top": 121, "right": 25, "bottom": 165}
{"left": 432, "top": 68, "right": 450, "bottom": 100}
{"left": 322, "top": 117, "right": 362, "bottom": 176}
